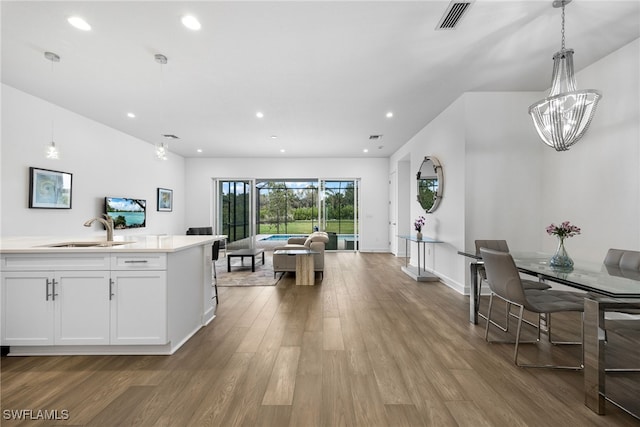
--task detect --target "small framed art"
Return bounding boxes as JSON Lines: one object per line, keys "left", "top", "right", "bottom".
{"left": 157, "top": 188, "right": 173, "bottom": 212}
{"left": 29, "top": 167, "right": 72, "bottom": 209}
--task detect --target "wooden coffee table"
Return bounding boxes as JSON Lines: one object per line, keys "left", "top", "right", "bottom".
{"left": 227, "top": 248, "right": 265, "bottom": 272}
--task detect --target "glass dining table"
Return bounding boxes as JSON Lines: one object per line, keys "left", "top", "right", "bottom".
{"left": 458, "top": 250, "right": 640, "bottom": 417}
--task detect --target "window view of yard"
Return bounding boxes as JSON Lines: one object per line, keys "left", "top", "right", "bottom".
{"left": 220, "top": 179, "right": 358, "bottom": 248}
{"left": 257, "top": 180, "right": 357, "bottom": 236}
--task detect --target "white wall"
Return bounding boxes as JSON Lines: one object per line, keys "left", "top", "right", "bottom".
{"left": 464, "top": 91, "right": 544, "bottom": 253}
{"left": 1, "top": 85, "right": 186, "bottom": 238}
{"left": 389, "top": 37, "right": 640, "bottom": 293}
{"left": 184, "top": 157, "right": 390, "bottom": 252}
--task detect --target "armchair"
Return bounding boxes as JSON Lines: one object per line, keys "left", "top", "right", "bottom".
{"left": 273, "top": 232, "right": 329, "bottom": 278}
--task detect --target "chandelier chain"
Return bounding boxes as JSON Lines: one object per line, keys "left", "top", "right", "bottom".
{"left": 561, "top": 3, "right": 566, "bottom": 50}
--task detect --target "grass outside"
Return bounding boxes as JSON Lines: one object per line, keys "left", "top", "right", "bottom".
{"left": 259, "top": 220, "right": 355, "bottom": 235}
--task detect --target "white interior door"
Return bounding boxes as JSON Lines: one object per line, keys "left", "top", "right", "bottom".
{"left": 389, "top": 171, "right": 397, "bottom": 255}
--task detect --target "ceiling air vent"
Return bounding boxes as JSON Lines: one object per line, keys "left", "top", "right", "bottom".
{"left": 162, "top": 134, "right": 180, "bottom": 139}
{"left": 436, "top": 1, "right": 474, "bottom": 30}
{"left": 369, "top": 134, "right": 382, "bottom": 140}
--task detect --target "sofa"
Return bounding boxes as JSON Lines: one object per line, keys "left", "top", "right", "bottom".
{"left": 272, "top": 231, "right": 329, "bottom": 278}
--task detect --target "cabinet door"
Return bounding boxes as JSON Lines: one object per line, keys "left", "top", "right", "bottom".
{"left": 55, "top": 271, "right": 110, "bottom": 345}
{"left": 110, "top": 270, "right": 167, "bottom": 345}
{"left": 1, "top": 272, "right": 54, "bottom": 345}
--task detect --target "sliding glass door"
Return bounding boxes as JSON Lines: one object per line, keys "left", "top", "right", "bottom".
{"left": 320, "top": 180, "right": 359, "bottom": 250}
{"left": 219, "top": 180, "right": 253, "bottom": 245}
{"left": 215, "top": 178, "right": 359, "bottom": 251}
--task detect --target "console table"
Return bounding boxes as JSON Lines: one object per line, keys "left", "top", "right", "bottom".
{"left": 397, "top": 235, "right": 443, "bottom": 282}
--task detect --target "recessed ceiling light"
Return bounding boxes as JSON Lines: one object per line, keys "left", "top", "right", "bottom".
{"left": 181, "top": 15, "right": 201, "bottom": 31}
{"left": 67, "top": 16, "right": 91, "bottom": 31}
{"left": 196, "top": 148, "right": 203, "bottom": 153}
{"left": 270, "top": 135, "right": 278, "bottom": 139}
{"left": 280, "top": 149, "right": 285, "bottom": 153}
{"left": 256, "top": 112, "right": 264, "bottom": 118}
{"left": 127, "top": 112, "right": 136, "bottom": 118}
{"left": 363, "top": 148, "right": 369, "bottom": 153}
{"left": 386, "top": 112, "right": 394, "bottom": 118}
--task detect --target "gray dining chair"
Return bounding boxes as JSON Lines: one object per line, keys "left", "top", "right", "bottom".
{"left": 602, "top": 248, "right": 640, "bottom": 373}
{"left": 604, "top": 248, "right": 640, "bottom": 280}
{"left": 481, "top": 248, "right": 585, "bottom": 369}
{"left": 475, "top": 240, "right": 550, "bottom": 331}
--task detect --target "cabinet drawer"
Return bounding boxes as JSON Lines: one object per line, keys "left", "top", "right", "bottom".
{"left": 1, "top": 254, "right": 110, "bottom": 271}
{"left": 110, "top": 254, "right": 167, "bottom": 270}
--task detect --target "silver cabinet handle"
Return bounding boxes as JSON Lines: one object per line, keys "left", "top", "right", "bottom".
{"left": 109, "top": 279, "right": 115, "bottom": 300}
{"left": 45, "top": 279, "right": 52, "bottom": 301}
{"left": 52, "top": 279, "right": 59, "bottom": 301}
{"left": 124, "top": 260, "right": 148, "bottom": 263}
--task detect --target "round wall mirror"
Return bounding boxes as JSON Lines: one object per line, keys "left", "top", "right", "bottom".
{"left": 417, "top": 156, "right": 443, "bottom": 213}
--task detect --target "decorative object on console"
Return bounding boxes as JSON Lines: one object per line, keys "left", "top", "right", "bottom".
{"left": 546, "top": 220, "right": 581, "bottom": 269}
{"left": 528, "top": 0, "right": 602, "bottom": 152}
{"left": 28, "top": 167, "right": 72, "bottom": 209}
{"left": 417, "top": 156, "right": 443, "bottom": 213}
{"left": 415, "top": 215, "right": 425, "bottom": 240}
{"left": 157, "top": 188, "right": 173, "bottom": 212}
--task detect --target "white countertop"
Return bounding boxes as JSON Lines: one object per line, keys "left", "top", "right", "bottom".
{"left": 0, "top": 235, "right": 227, "bottom": 254}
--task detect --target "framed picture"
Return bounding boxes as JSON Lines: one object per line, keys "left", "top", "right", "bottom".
{"left": 29, "top": 167, "right": 72, "bottom": 209}
{"left": 157, "top": 188, "right": 173, "bottom": 212}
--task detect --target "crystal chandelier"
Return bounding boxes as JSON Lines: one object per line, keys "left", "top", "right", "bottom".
{"left": 528, "top": 0, "right": 602, "bottom": 151}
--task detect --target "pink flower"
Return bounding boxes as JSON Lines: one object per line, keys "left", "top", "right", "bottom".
{"left": 546, "top": 221, "right": 581, "bottom": 239}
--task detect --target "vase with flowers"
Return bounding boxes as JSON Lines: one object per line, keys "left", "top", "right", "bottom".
{"left": 414, "top": 215, "right": 426, "bottom": 240}
{"left": 545, "top": 221, "right": 581, "bottom": 269}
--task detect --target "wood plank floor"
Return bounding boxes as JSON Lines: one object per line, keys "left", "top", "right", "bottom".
{"left": 1, "top": 252, "right": 639, "bottom": 426}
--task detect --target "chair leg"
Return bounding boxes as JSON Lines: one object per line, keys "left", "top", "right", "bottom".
{"left": 547, "top": 313, "right": 581, "bottom": 345}
{"left": 480, "top": 285, "right": 511, "bottom": 332}
{"left": 515, "top": 311, "right": 583, "bottom": 370}
{"left": 484, "top": 293, "right": 495, "bottom": 341}
{"left": 485, "top": 294, "right": 539, "bottom": 345}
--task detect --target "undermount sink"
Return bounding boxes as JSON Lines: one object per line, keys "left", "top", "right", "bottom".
{"left": 42, "top": 241, "right": 131, "bottom": 248}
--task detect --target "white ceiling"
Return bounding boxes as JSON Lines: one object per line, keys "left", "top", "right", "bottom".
{"left": 2, "top": 1, "right": 639, "bottom": 158}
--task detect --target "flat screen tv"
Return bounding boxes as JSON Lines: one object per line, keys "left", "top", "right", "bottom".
{"left": 105, "top": 197, "right": 146, "bottom": 229}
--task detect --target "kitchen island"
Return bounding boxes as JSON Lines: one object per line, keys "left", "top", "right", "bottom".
{"left": 0, "top": 235, "right": 226, "bottom": 356}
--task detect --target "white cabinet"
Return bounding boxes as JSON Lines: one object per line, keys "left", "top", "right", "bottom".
{"left": 2, "top": 272, "right": 54, "bottom": 345}
{"left": 110, "top": 270, "right": 167, "bottom": 344}
{"left": 1, "top": 252, "right": 168, "bottom": 348}
{"left": 55, "top": 271, "right": 111, "bottom": 345}
{"left": 1, "top": 270, "right": 110, "bottom": 346}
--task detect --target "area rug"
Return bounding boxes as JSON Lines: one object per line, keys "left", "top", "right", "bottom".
{"left": 215, "top": 252, "right": 284, "bottom": 286}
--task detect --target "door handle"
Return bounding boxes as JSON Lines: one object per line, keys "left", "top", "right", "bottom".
{"left": 109, "top": 279, "right": 115, "bottom": 300}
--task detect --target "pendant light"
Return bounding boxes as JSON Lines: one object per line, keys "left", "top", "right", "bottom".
{"left": 44, "top": 51, "right": 61, "bottom": 159}
{"left": 155, "top": 53, "right": 169, "bottom": 160}
{"left": 528, "top": 0, "right": 602, "bottom": 151}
